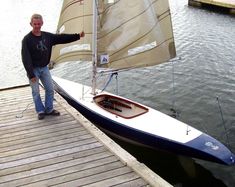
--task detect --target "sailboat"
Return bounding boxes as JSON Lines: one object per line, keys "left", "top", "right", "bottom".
{"left": 51, "top": 0, "right": 235, "bottom": 165}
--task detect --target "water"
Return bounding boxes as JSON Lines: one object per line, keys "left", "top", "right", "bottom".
{"left": 1, "top": 0, "right": 235, "bottom": 186}
{"left": 0, "top": 0, "right": 63, "bottom": 89}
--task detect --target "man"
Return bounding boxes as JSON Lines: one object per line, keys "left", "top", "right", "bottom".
{"left": 21, "top": 14, "right": 85, "bottom": 120}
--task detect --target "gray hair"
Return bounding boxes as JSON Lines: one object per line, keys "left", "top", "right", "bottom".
{"left": 30, "top": 14, "right": 43, "bottom": 23}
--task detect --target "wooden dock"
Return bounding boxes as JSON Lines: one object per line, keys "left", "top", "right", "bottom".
{"left": 189, "top": 0, "right": 235, "bottom": 14}
{"left": 0, "top": 85, "right": 172, "bottom": 187}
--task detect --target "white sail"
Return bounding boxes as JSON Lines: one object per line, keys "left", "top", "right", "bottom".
{"left": 51, "top": 0, "right": 176, "bottom": 69}
{"left": 51, "top": 0, "right": 93, "bottom": 63}
{"left": 97, "top": 0, "right": 176, "bottom": 69}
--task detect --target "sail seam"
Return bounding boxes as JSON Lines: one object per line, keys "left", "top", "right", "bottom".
{"left": 53, "top": 51, "right": 92, "bottom": 63}
{"left": 98, "top": 0, "right": 164, "bottom": 39}
{"left": 58, "top": 14, "right": 93, "bottom": 31}
{"left": 102, "top": 10, "right": 172, "bottom": 59}
{"left": 61, "top": 0, "right": 84, "bottom": 14}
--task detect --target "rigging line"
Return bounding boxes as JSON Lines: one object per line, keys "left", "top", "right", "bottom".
{"left": 101, "top": 57, "right": 181, "bottom": 75}
{"left": 15, "top": 102, "right": 33, "bottom": 118}
{"left": 115, "top": 73, "right": 119, "bottom": 95}
{"left": 171, "top": 60, "right": 176, "bottom": 109}
{"left": 97, "top": 67, "right": 134, "bottom": 75}
{"left": 95, "top": 73, "right": 108, "bottom": 88}
{"left": 82, "top": 0, "right": 84, "bottom": 31}
{"left": 101, "top": 72, "right": 117, "bottom": 92}
{"left": 95, "top": 0, "right": 99, "bottom": 21}
{"left": 170, "top": 60, "right": 179, "bottom": 119}
{"left": 217, "top": 96, "right": 231, "bottom": 150}
{"left": 82, "top": 0, "right": 85, "bottom": 47}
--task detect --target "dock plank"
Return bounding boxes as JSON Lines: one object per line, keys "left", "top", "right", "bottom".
{"left": 0, "top": 155, "right": 118, "bottom": 186}
{"left": 0, "top": 147, "right": 106, "bottom": 177}
{"left": 0, "top": 85, "right": 172, "bottom": 187}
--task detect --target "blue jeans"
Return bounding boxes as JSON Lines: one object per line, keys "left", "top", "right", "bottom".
{"left": 29, "top": 66, "right": 54, "bottom": 114}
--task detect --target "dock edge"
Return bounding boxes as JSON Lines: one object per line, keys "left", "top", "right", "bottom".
{"left": 55, "top": 93, "right": 173, "bottom": 187}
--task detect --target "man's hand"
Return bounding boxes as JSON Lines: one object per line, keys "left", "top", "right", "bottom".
{"left": 31, "top": 77, "right": 37, "bottom": 83}
{"left": 80, "top": 31, "right": 85, "bottom": 38}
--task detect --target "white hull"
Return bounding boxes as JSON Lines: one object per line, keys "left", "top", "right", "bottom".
{"left": 53, "top": 76, "right": 235, "bottom": 165}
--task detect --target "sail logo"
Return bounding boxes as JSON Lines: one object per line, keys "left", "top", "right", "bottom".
{"left": 100, "top": 54, "right": 109, "bottom": 64}
{"left": 205, "top": 142, "right": 219, "bottom": 150}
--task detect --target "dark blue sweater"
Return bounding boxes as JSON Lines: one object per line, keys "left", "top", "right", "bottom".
{"left": 21, "top": 31, "right": 80, "bottom": 79}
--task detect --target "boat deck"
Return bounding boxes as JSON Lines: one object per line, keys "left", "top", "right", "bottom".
{"left": 0, "top": 85, "right": 172, "bottom": 187}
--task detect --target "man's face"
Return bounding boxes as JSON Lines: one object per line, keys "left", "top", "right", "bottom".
{"left": 31, "top": 18, "right": 43, "bottom": 32}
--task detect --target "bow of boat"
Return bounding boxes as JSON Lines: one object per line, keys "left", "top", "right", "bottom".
{"left": 185, "top": 133, "right": 235, "bottom": 166}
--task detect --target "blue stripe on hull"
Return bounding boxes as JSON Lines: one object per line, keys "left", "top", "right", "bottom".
{"left": 54, "top": 82, "right": 235, "bottom": 166}
{"left": 185, "top": 134, "right": 235, "bottom": 165}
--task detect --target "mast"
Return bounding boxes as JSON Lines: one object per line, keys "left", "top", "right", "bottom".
{"left": 91, "top": 0, "right": 97, "bottom": 95}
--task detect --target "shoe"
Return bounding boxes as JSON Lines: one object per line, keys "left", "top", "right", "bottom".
{"left": 38, "top": 113, "right": 45, "bottom": 120}
{"left": 46, "top": 109, "right": 60, "bottom": 116}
